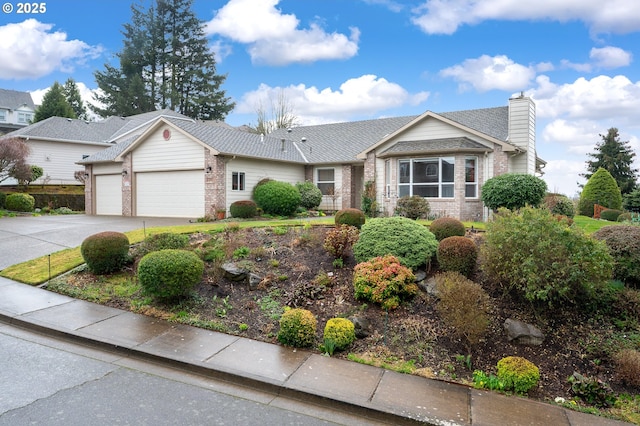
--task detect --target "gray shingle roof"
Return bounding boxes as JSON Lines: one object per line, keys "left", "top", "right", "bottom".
{"left": 379, "top": 137, "right": 492, "bottom": 157}
{"left": 439, "top": 106, "right": 508, "bottom": 141}
{"left": 0, "top": 89, "right": 35, "bottom": 110}
{"left": 2, "top": 115, "right": 128, "bottom": 144}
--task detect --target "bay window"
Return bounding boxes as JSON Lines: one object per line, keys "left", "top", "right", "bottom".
{"left": 398, "top": 157, "right": 455, "bottom": 198}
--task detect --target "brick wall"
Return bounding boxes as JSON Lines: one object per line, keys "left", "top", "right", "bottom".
{"left": 84, "top": 165, "right": 93, "bottom": 214}
{"left": 341, "top": 164, "right": 353, "bottom": 209}
{"left": 122, "top": 154, "right": 132, "bottom": 216}
{"left": 205, "top": 150, "right": 226, "bottom": 216}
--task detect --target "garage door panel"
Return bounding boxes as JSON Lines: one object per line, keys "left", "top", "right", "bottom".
{"left": 95, "top": 175, "right": 122, "bottom": 215}
{"left": 136, "top": 171, "right": 204, "bottom": 217}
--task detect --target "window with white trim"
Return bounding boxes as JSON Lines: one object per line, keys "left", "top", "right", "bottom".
{"left": 398, "top": 157, "right": 455, "bottom": 198}
{"left": 17, "top": 112, "right": 32, "bottom": 124}
{"left": 0, "top": 110, "right": 6, "bottom": 122}
{"left": 316, "top": 168, "right": 335, "bottom": 195}
{"left": 465, "top": 157, "right": 478, "bottom": 198}
{"left": 232, "top": 172, "right": 245, "bottom": 191}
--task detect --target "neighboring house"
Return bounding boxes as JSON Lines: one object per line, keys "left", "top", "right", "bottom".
{"left": 79, "top": 95, "right": 544, "bottom": 221}
{"left": 0, "top": 89, "right": 36, "bottom": 134}
{"left": 1, "top": 109, "right": 190, "bottom": 185}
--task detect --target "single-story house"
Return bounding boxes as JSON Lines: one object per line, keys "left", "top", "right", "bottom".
{"left": 78, "top": 95, "right": 544, "bottom": 221}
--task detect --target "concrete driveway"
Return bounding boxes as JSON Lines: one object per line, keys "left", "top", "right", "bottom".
{"left": 0, "top": 215, "right": 192, "bottom": 270}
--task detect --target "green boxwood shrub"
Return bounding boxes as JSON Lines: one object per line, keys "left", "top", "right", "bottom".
{"left": 599, "top": 209, "right": 623, "bottom": 222}
{"left": 592, "top": 225, "right": 640, "bottom": 287}
{"left": 437, "top": 236, "right": 477, "bottom": 278}
{"left": 353, "top": 255, "right": 417, "bottom": 310}
{"left": 429, "top": 217, "right": 466, "bottom": 241}
{"left": 578, "top": 167, "right": 623, "bottom": 216}
{"left": 230, "top": 200, "right": 257, "bottom": 218}
{"left": 353, "top": 216, "right": 438, "bottom": 270}
{"left": 5, "top": 192, "right": 35, "bottom": 212}
{"left": 81, "top": 231, "right": 130, "bottom": 274}
{"left": 480, "top": 207, "right": 613, "bottom": 308}
{"left": 253, "top": 180, "right": 301, "bottom": 216}
{"left": 395, "top": 195, "right": 430, "bottom": 219}
{"left": 138, "top": 249, "right": 204, "bottom": 300}
{"left": 296, "top": 181, "right": 322, "bottom": 210}
{"left": 277, "top": 308, "right": 317, "bottom": 347}
{"left": 335, "top": 208, "right": 366, "bottom": 229}
{"left": 496, "top": 356, "right": 540, "bottom": 394}
{"left": 323, "top": 318, "right": 356, "bottom": 352}
{"left": 481, "top": 173, "right": 547, "bottom": 211}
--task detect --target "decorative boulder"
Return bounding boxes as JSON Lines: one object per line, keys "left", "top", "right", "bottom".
{"left": 347, "top": 315, "right": 371, "bottom": 338}
{"left": 504, "top": 318, "right": 545, "bottom": 346}
{"left": 221, "top": 262, "right": 248, "bottom": 281}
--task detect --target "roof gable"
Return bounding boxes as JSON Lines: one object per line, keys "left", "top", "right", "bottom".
{"left": 0, "top": 88, "right": 35, "bottom": 110}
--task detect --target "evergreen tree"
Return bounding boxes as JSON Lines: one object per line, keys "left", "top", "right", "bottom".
{"left": 91, "top": 0, "right": 234, "bottom": 120}
{"left": 581, "top": 128, "right": 638, "bottom": 194}
{"left": 33, "top": 82, "right": 76, "bottom": 122}
{"left": 63, "top": 78, "right": 88, "bottom": 120}
{"left": 578, "top": 167, "right": 623, "bottom": 216}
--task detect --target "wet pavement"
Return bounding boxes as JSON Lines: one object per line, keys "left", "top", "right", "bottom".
{"left": 0, "top": 215, "right": 634, "bottom": 425}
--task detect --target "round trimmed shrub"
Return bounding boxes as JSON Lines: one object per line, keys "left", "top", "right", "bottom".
{"left": 481, "top": 173, "right": 547, "bottom": 211}
{"left": 277, "top": 308, "right": 317, "bottom": 347}
{"left": 353, "top": 255, "right": 417, "bottom": 310}
{"left": 395, "top": 195, "right": 430, "bottom": 220}
{"left": 437, "top": 236, "right": 477, "bottom": 277}
{"left": 296, "top": 181, "right": 322, "bottom": 210}
{"left": 496, "top": 356, "right": 540, "bottom": 394}
{"left": 579, "top": 167, "right": 623, "bottom": 216}
{"left": 600, "top": 209, "right": 623, "bottom": 222}
{"left": 253, "top": 180, "right": 301, "bottom": 216}
{"left": 353, "top": 216, "right": 438, "bottom": 270}
{"left": 335, "top": 208, "right": 366, "bottom": 229}
{"left": 429, "top": 217, "right": 465, "bottom": 241}
{"left": 5, "top": 193, "right": 35, "bottom": 212}
{"left": 323, "top": 318, "right": 356, "bottom": 351}
{"left": 81, "top": 231, "right": 130, "bottom": 274}
{"left": 230, "top": 200, "right": 257, "bottom": 218}
{"left": 138, "top": 249, "right": 204, "bottom": 299}
{"left": 593, "top": 225, "right": 640, "bottom": 286}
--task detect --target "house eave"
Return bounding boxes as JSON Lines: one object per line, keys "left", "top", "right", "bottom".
{"left": 377, "top": 148, "right": 491, "bottom": 159}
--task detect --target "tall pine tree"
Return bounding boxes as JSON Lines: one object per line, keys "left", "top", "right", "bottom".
{"left": 63, "top": 78, "right": 88, "bottom": 120}
{"left": 581, "top": 128, "right": 638, "bottom": 194}
{"left": 92, "top": 0, "right": 234, "bottom": 120}
{"left": 33, "top": 81, "right": 76, "bottom": 122}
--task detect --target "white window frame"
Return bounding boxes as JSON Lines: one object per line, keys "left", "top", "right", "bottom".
{"left": 465, "top": 156, "right": 478, "bottom": 198}
{"left": 0, "top": 110, "right": 6, "bottom": 122}
{"left": 316, "top": 168, "right": 335, "bottom": 195}
{"left": 397, "top": 157, "right": 455, "bottom": 198}
{"left": 232, "top": 171, "right": 245, "bottom": 191}
{"left": 17, "top": 112, "right": 32, "bottom": 124}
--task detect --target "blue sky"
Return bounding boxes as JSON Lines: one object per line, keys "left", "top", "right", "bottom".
{"left": 1, "top": 0, "right": 640, "bottom": 197}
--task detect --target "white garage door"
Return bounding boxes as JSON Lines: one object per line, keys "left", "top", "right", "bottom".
{"left": 136, "top": 170, "right": 204, "bottom": 217}
{"left": 95, "top": 174, "right": 122, "bottom": 215}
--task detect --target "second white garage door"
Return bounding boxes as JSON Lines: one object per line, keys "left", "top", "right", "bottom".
{"left": 136, "top": 170, "right": 205, "bottom": 217}
{"left": 95, "top": 174, "right": 123, "bottom": 215}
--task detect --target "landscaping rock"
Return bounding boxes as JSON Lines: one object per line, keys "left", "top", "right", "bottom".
{"left": 221, "top": 262, "right": 248, "bottom": 281}
{"left": 417, "top": 276, "right": 437, "bottom": 296}
{"left": 248, "top": 273, "right": 262, "bottom": 290}
{"left": 504, "top": 318, "right": 545, "bottom": 346}
{"left": 347, "top": 315, "right": 371, "bottom": 338}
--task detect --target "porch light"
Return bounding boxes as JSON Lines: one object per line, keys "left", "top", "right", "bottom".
{"left": 206, "top": 166, "right": 212, "bottom": 173}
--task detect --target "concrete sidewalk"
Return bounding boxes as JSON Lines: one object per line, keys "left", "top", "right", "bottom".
{"left": 0, "top": 277, "right": 631, "bottom": 426}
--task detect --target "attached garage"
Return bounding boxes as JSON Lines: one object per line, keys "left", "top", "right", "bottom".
{"left": 95, "top": 174, "right": 122, "bottom": 215}
{"left": 135, "top": 170, "right": 204, "bottom": 217}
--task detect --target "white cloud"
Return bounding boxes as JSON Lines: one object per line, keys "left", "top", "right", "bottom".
{"left": 439, "top": 55, "right": 536, "bottom": 92}
{"left": 236, "top": 75, "right": 429, "bottom": 124}
{"left": 204, "top": 0, "right": 359, "bottom": 65}
{"left": 411, "top": 0, "right": 640, "bottom": 35}
{"left": 361, "top": 0, "right": 405, "bottom": 13}
{"left": 541, "top": 159, "right": 586, "bottom": 197}
{"left": 532, "top": 75, "right": 640, "bottom": 124}
{"left": 0, "top": 19, "right": 102, "bottom": 79}
{"left": 589, "top": 46, "right": 632, "bottom": 69}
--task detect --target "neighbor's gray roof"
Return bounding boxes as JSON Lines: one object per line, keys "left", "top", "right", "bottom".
{"left": 2, "top": 109, "right": 193, "bottom": 146}
{"left": 378, "top": 137, "right": 492, "bottom": 157}
{"left": 0, "top": 89, "right": 35, "bottom": 110}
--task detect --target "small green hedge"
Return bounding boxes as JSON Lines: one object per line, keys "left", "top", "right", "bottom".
{"left": 81, "top": 231, "right": 130, "bottom": 274}
{"left": 230, "top": 200, "right": 257, "bottom": 218}
{"left": 253, "top": 180, "right": 301, "bottom": 216}
{"left": 277, "top": 308, "right": 317, "bottom": 347}
{"left": 138, "top": 249, "right": 204, "bottom": 300}
{"left": 5, "top": 193, "right": 35, "bottom": 212}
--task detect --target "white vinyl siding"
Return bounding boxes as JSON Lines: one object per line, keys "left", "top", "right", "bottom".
{"left": 136, "top": 170, "right": 204, "bottom": 217}
{"left": 132, "top": 126, "right": 204, "bottom": 172}
{"left": 95, "top": 174, "right": 122, "bottom": 215}
{"left": 225, "top": 158, "right": 305, "bottom": 210}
